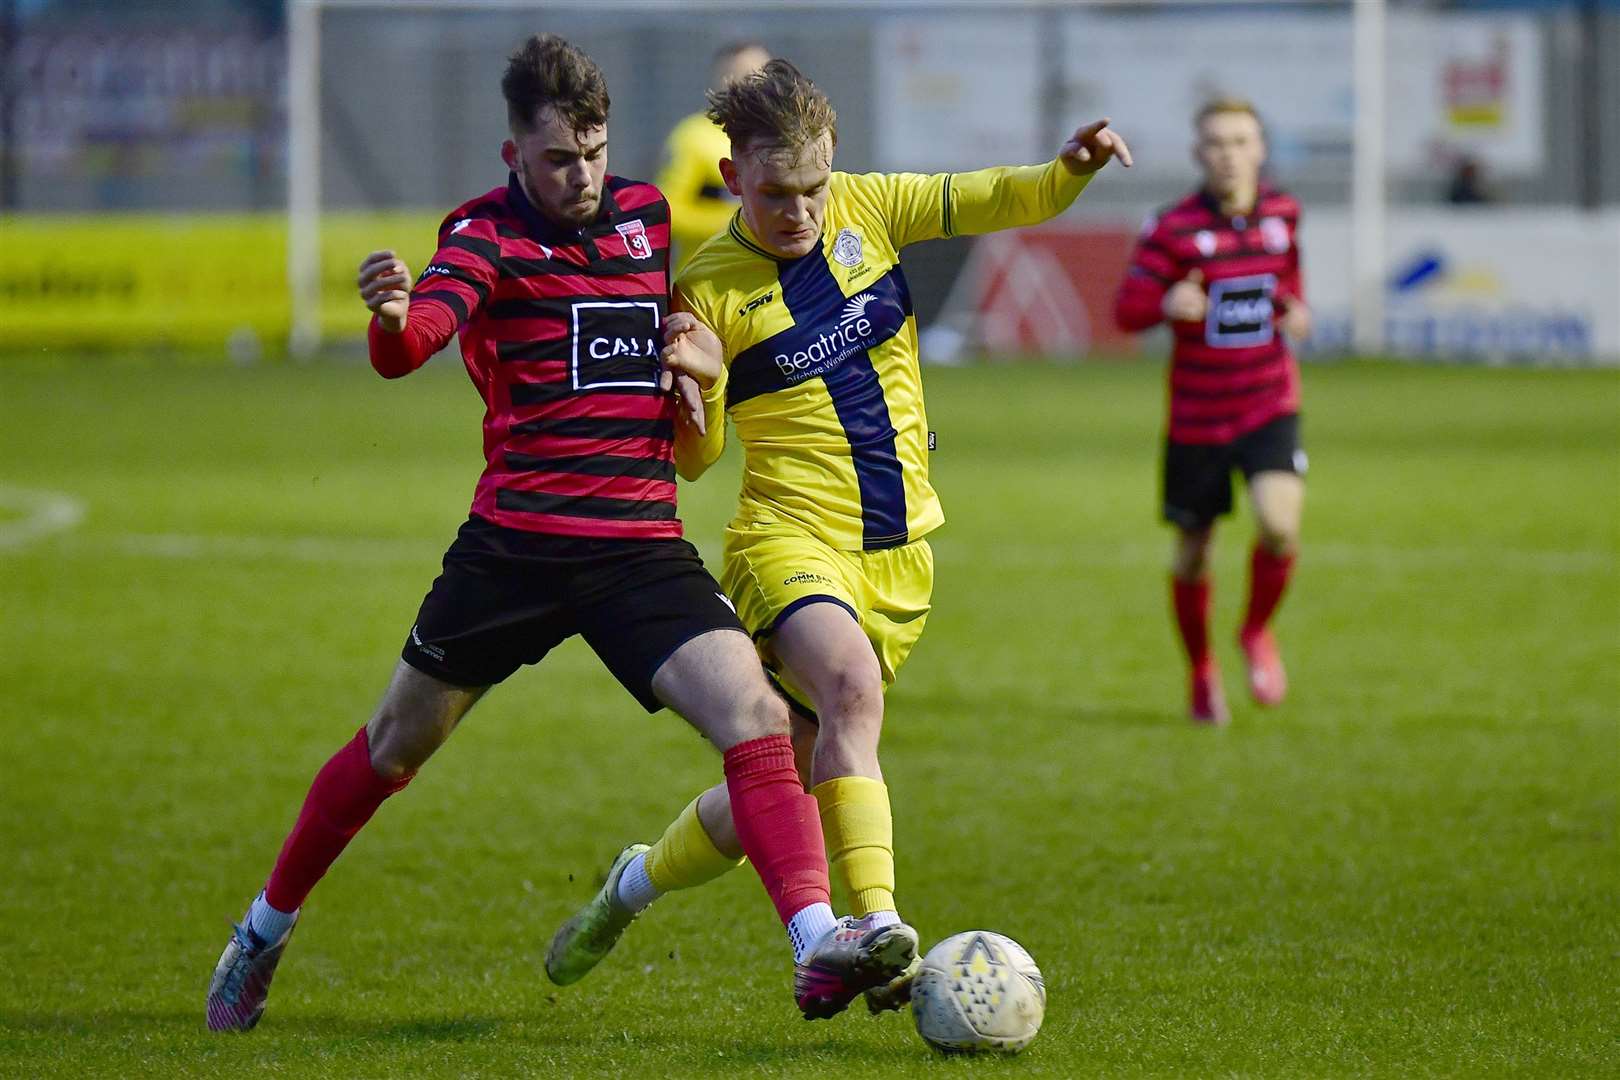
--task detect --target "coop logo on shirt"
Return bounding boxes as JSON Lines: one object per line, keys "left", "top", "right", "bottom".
{"left": 572, "top": 300, "right": 662, "bottom": 390}
{"left": 615, "top": 218, "right": 653, "bottom": 260}
{"left": 772, "top": 292, "right": 887, "bottom": 378}
{"left": 1204, "top": 273, "right": 1277, "bottom": 349}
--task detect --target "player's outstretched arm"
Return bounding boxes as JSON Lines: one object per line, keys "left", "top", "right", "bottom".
{"left": 935, "top": 118, "right": 1133, "bottom": 242}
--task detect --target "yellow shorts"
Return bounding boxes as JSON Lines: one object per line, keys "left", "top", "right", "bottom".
{"left": 720, "top": 522, "right": 934, "bottom": 715}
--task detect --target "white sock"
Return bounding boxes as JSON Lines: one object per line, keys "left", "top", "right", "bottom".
{"left": 614, "top": 852, "right": 661, "bottom": 914}
{"left": 787, "top": 902, "right": 839, "bottom": 964}
{"left": 861, "top": 909, "right": 901, "bottom": 930}
{"left": 246, "top": 891, "right": 296, "bottom": 945}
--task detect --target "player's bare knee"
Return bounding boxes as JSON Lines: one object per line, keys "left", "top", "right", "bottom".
{"left": 1172, "top": 530, "right": 1213, "bottom": 580}
{"left": 365, "top": 702, "right": 444, "bottom": 778}
{"left": 732, "top": 682, "right": 790, "bottom": 742}
{"left": 1257, "top": 524, "right": 1297, "bottom": 557}
{"left": 816, "top": 666, "right": 884, "bottom": 742}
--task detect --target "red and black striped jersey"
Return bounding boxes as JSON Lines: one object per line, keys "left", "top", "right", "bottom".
{"left": 368, "top": 173, "right": 681, "bottom": 538}
{"left": 1115, "top": 185, "right": 1304, "bottom": 445}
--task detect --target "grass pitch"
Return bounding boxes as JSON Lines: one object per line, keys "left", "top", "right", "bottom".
{"left": 1, "top": 356, "right": 1615, "bottom": 1078}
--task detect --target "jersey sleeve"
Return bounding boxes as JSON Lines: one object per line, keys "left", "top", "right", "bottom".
{"left": 942, "top": 158, "right": 1095, "bottom": 239}
{"left": 366, "top": 213, "right": 501, "bottom": 378}
{"left": 1279, "top": 204, "right": 1305, "bottom": 308}
{"left": 670, "top": 284, "right": 730, "bottom": 481}
{"left": 412, "top": 214, "right": 501, "bottom": 328}
{"left": 848, "top": 159, "right": 1095, "bottom": 250}
{"left": 1114, "top": 215, "right": 1183, "bottom": 333}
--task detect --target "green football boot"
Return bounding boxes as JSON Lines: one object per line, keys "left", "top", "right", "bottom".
{"left": 545, "top": 843, "right": 650, "bottom": 986}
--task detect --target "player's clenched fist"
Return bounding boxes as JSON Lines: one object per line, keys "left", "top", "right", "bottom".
{"left": 1162, "top": 268, "right": 1208, "bottom": 322}
{"left": 1059, "top": 118, "right": 1133, "bottom": 176}
{"left": 1278, "top": 296, "right": 1312, "bottom": 341}
{"left": 660, "top": 310, "right": 724, "bottom": 389}
{"left": 358, "top": 250, "right": 411, "bottom": 333}
{"left": 661, "top": 310, "right": 724, "bottom": 435}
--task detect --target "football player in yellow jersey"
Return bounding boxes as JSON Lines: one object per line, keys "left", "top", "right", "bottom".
{"left": 656, "top": 41, "right": 770, "bottom": 272}
{"left": 545, "top": 59, "right": 1130, "bottom": 1015}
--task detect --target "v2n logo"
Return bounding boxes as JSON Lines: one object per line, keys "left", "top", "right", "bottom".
{"left": 738, "top": 291, "right": 774, "bottom": 317}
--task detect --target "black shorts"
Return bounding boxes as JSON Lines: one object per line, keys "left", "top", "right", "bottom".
{"left": 401, "top": 516, "right": 745, "bottom": 711}
{"left": 1162, "top": 413, "right": 1305, "bottom": 531}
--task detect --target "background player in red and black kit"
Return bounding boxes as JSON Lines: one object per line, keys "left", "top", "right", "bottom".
{"left": 207, "top": 35, "right": 909, "bottom": 1032}
{"left": 1115, "top": 98, "right": 1311, "bottom": 726}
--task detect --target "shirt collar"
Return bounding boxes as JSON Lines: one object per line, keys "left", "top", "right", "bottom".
{"left": 727, "top": 208, "right": 809, "bottom": 263}
{"left": 1199, "top": 182, "right": 1270, "bottom": 222}
{"left": 505, "top": 171, "right": 620, "bottom": 243}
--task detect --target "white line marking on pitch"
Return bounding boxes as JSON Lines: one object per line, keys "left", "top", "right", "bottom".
{"left": 37, "top": 529, "right": 1618, "bottom": 578}
{"left": 0, "top": 486, "right": 87, "bottom": 551}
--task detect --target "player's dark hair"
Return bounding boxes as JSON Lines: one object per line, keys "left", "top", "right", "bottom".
{"left": 502, "top": 34, "right": 610, "bottom": 137}
{"left": 706, "top": 58, "right": 837, "bottom": 158}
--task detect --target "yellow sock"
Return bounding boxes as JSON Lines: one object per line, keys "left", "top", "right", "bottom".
{"left": 644, "top": 795, "right": 745, "bottom": 893}
{"left": 813, "top": 776, "right": 896, "bottom": 916}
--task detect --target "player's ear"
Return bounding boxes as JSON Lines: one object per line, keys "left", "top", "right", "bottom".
{"left": 500, "top": 140, "right": 519, "bottom": 172}
{"left": 719, "top": 157, "right": 742, "bottom": 198}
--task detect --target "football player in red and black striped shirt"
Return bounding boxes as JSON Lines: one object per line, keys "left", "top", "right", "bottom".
{"left": 208, "top": 35, "right": 898, "bottom": 1033}
{"left": 1115, "top": 98, "right": 1311, "bottom": 725}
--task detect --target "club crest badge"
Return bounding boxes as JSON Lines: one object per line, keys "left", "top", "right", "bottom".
{"left": 1260, "top": 216, "right": 1291, "bottom": 254}
{"left": 1194, "top": 230, "right": 1218, "bottom": 258}
{"left": 832, "top": 228, "right": 863, "bottom": 268}
{"left": 615, "top": 219, "right": 653, "bottom": 260}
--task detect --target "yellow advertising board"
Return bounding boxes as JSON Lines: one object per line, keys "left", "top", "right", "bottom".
{"left": 0, "top": 212, "right": 442, "bottom": 352}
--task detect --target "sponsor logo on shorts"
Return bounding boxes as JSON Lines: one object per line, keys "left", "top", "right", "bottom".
{"left": 784, "top": 571, "right": 836, "bottom": 587}
{"left": 410, "top": 624, "right": 447, "bottom": 662}
{"left": 714, "top": 592, "right": 737, "bottom": 613}
{"left": 1293, "top": 449, "right": 1309, "bottom": 475}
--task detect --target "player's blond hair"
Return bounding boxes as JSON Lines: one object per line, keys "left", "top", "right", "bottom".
{"left": 706, "top": 59, "right": 837, "bottom": 157}
{"left": 1195, "top": 97, "right": 1263, "bottom": 133}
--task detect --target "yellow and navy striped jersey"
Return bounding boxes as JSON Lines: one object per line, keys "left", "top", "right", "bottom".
{"left": 675, "top": 160, "right": 1094, "bottom": 551}
{"left": 655, "top": 112, "right": 739, "bottom": 273}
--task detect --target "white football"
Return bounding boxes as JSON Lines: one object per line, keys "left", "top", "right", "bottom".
{"left": 911, "top": 930, "right": 1046, "bottom": 1054}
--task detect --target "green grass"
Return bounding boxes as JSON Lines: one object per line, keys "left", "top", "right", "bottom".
{"left": 1, "top": 356, "right": 1616, "bottom": 1078}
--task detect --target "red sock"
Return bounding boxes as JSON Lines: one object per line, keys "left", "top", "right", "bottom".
{"left": 1243, "top": 545, "right": 1296, "bottom": 635}
{"left": 1171, "top": 576, "right": 1213, "bottom": 672}
{"left": 723, "top": 735, "right": 831, "bottom": 926}
{"left": 263, "top": 726, "right": 413, "bottom": 911}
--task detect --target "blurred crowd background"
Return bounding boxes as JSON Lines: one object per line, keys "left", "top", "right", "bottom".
{"left": 2, "top": 0, "right": 1617, "bottom": 360}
